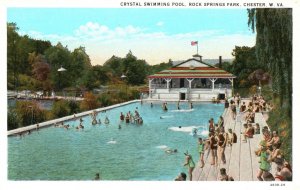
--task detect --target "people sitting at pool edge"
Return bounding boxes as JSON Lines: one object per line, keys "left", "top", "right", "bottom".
{"left": 212, "top": 97, "right": 220, "bottom": 103}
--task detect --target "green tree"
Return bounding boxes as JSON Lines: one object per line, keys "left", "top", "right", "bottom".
{"left": 248, "top": 8, "right": 292, "bottom": 108}
{"left": 231, "top": 46, "right": 263, "bottom": 88}
{"left": 148, "top": 60, "right": 172, "bottom": 75}
{"left": 248, "top": 8, "right": 292, "bottom": 162}
{"left": 7, "top": 22, "right": 20, "bottom": 90}
{"left": 45, "top": 42, "right": 72, "bottom": 90}
{"left": 126, "top": 59, "right": 149, "bottom": 85}
{"left": 103, "top": 55, "right": 123, "bottom": 77}
{"left": 70, "top": 46, "right": 92, "bottom": 85}
{"left": 30, "top": 53, "right": 51, "bottom": 82}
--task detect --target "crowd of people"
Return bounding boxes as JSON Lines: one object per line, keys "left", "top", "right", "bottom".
{"left": 120, "top": 107, "right": 143, "bottom": 125}
{"left": 175, "top": 93, "right": 292, "bottom": 182}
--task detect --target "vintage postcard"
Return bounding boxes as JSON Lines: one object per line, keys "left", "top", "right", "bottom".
{"left": 1, "top": 0, "right": 299, "bottom": 190}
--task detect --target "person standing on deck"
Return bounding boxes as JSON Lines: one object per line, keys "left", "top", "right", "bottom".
{"left": 230, "top": 102, "right": 237, "bottom": 120}
{"left": 197, "top": 138, "right": 205, "bottom": 168}
{"left": 208, "top": 118, "right": 215, "bottom": 133}
{"left": 209, "top": 132, "right": 218, "bottom": 165}
{"left": 183, "top": 152, "right": 195, "bottom": 181}
{"left": 217, "top": 127, "right": 227, "bottom": 164}
{"left": 256, "top": 140, "right": 274, "bottom": 181}
{"left": 218, "top": 116, "right": 224, "bottom": 128}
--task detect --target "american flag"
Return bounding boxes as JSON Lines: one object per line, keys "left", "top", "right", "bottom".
{"left": 191, "top": 41, "right": 198, "bottom": 46}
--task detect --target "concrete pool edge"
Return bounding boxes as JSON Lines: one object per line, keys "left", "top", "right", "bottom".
{"left": 7, "top": 99, "right": 226, "bottom": 136}
{"left": 7, "top": 99, "right": 140, "bottom": 136}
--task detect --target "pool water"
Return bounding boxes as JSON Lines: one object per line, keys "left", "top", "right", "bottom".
{"left": 8, "top": 102, "right": 224, "bottom": 180}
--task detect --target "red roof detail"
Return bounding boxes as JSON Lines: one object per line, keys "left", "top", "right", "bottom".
{"left": 157, "top": 72, "right": 229, "bottom": 75}
{"left": 148, "top": 76, "right": 235, "bottom": 79}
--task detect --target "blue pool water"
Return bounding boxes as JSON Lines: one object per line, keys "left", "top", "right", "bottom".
{"left": 8, "top": 102, "right": 224, "bottom": 180}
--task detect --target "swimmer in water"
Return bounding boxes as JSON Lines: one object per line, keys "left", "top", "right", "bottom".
{"left": 165, "top": 149, "right": 178, "bottom": 154}
{"left": 190, "top": 102, "right": 193, "bottom": 109}
{"left": 177, "top": 101, "right": 180, "bottom": 110}
{"left": 92, "top": 119, "right": 97, "bottom": 125}
{"left": 104, "top": 116, "right": 110, "bottom": 124}
{"left": 179, "top": 126, "right": 182, "bottom": 128}
{"left": 118, "top": 124, "right": 121, "bottom": 129}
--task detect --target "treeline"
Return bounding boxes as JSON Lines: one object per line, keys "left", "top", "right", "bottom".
{"left": 217, "top": 46, "right": 269, "bottom": 92}
{"left": 7, "top": 22, "right": 172, "bottom": 92}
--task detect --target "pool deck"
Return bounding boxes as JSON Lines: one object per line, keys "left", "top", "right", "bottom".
{"left": 7, "top": 99, "right": 140, "bottom": 136}
{"left": 192, "top": 98, "right": 271, "bottom": 181}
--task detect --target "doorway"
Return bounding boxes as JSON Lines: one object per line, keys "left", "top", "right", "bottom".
{"left": 180, "top": 93, "right": 186, "bottom": 100}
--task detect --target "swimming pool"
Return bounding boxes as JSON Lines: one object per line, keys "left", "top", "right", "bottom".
{"left": 8, "top": 102, "right": 224, "bottom": 180}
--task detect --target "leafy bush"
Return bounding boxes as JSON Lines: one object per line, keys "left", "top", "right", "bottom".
{"left": 15, "top": 101, "right": 46, "bottom": 126}
{"left": 52, "top": 100, "right": 71, "bottom": 118}
{"left": 267, "top": 99, "right": 292, "bottom": 163}
{"left": 80, "top": 92, "right": 99, "bottom": 111}
{"left": 7, "top": 108, "right": 21, "bottom": 130}
{"left": 68, "top": 100, "right": 80, "bottom": 114}
{"left": 98, "top": 93, "right": 113, "bottom": 107}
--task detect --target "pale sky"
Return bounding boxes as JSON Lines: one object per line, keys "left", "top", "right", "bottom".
{"left": 7, "top": 8, "right": 256, "bottom": 65}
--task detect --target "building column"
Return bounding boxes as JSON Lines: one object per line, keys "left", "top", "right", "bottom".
{"left": 164, "top": 78, "right": 172, "bottom": 90}
{"left": 229, "top": 78, "right": 234, "bottom": 96}
{"left": 209, "top": 78, "right": 217, "bottom": 91}
{"left": 186, "top": 78, "right": 194, "bottom": 101}
{"left": 149, "top": 79, "right": 154, "bottom": 98}
{"left": 187, "top": 78, "right": 194, "bottom": 89}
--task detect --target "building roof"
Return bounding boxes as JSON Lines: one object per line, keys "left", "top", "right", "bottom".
{"left": 148, "top": 58, "right": 235, "bottom": 79}
{"left": 172, "top": 58, "right": 233, "bottom": 66}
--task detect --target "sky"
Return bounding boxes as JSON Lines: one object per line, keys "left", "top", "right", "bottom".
{"left": 7, "top": 8, "right": 256, "bottom": 65}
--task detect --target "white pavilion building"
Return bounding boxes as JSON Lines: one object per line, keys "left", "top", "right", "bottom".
{"left": 147, "top": 56, "right": 235, "bottom": 101}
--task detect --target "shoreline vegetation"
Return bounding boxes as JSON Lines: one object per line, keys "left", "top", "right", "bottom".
{"left": 7, "top": 8, "right": 292, "bottom": 171}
